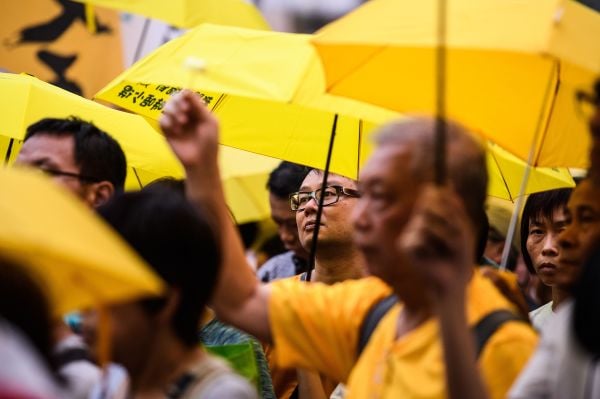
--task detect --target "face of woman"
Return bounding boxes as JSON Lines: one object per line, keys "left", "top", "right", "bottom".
{"left": 526, "top": 207, "right": 567, "bottom": 287}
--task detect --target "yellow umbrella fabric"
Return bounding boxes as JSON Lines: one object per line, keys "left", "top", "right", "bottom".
{"left": 0, "top": 73, "right": 276, "bottom": 223}
{"left": 219, "top": 146, "right": 280, "bottom": 224}
{"left": 95, "top": 23, "right": 399, "bottom": 180}
{"left": 0, "top": 168, "right": 163, "bottom": 316}
{"left": 71, "top": 0, "right": 270, "bottom": 30}
{"left": 96, "top": 24, "right": 574, "bottom": 200}
{"left": 0, "top": 73, "right": 184, "bottom": 191}
{"left": 486, "top": 142, "right": 574, "bottom": 201}
{"left": 312, "top": 0, "right": 600, "bottom": 169}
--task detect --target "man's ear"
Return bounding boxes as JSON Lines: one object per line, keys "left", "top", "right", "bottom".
{"left": 88, "top": 181, "right": 115, "bottom": 207}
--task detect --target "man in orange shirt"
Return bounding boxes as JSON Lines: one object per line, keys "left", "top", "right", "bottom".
{"left": 161, "top": 91, "right": 538, "bottom": 399}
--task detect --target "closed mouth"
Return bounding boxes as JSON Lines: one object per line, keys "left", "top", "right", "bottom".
{"left": 538, "top": 262, "right": 557, "bottom": 271}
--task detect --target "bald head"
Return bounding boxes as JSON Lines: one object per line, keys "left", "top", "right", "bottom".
{"left": 374, "top": 117, "right": 488, "bottom": 234}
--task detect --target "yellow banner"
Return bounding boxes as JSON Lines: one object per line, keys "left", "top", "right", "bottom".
{"left": 0, "top": 0, "right": 124, "bottom": 98}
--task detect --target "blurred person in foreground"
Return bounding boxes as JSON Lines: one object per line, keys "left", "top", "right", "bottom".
{"left": 14, "top": 117, "right": 127, "bottom": 399}
{"left": 159, "top": 90, "right": 537, "bottom": 399}
{"left": 92, "top": 185, "right": 257, "bottom": 399}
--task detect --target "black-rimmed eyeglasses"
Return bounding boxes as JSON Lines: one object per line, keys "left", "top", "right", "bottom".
{"left": 39, "top": 167, "right": 100, "bottom": 183}
{"left": 289, "top": 185, "right": 361, "bottom": 212}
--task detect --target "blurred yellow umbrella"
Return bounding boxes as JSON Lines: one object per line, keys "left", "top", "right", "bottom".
{"left": 71, "top": 0, "right": 270, "bottom": 30}
{"left": 219, "top": 146, "right": 280, "bottom": 224}
{"left": 0, "top": 73, "right": 184, "bottom": 191}
{"left": 95, "top": 23, "right": 398, "bottom": 180}
{"left": 0, "top": 73, "right": 276, "bottom": 222}
{"left": 486, "top": 142, "right": 574, "bottom": 201}
{"left": 96, "top": 23, "right": 575, "bottom": 200}
{"left": 312, "top": 0, "right": 600, "bottom": 169}
{"left": 0, "top": 168, "right": 164, "bottom": 316}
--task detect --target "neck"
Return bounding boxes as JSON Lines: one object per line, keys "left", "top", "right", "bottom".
{"left": 131, "top": 335, "right": 204, "bottom": 397}
{"left": 551, "top": 286, "right": 570, "bottom": 310}
{"left": 396, "top": 303, "right": 434, "bottom": 337}
{"left": 311, "top": 245, "right": 365, "bottom": 284}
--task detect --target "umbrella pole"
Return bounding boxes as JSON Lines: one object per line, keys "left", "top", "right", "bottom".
{"left": 499, "top": 166, "right": 531, "bottom": 269}
{"left": 4, "top": 138, "right": 15, "bottom": 166}
{"left": 500, "top": 61, "right": 560, "bottom": 270}
{"left": 434, "top": 0, "right": 448, "bottom": 184}
{"left": 306, "top": 114, "right": 339, "bottom": 281}
{"left": 133, "top": 18, "right": 151, "bottom": 63}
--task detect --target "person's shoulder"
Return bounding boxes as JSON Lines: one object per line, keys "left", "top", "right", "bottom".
{"left": 197, "top": 373, "right": 258, "bottom": 399}
{"left": 257, "top": 252, "right": 295, "bottom": 281}
{"left": 184, "top": 355, "right": 257, "bottom": 399}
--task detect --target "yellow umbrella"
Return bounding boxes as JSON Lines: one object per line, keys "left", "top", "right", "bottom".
{"left": 96, "top": 24, "right": 574, "bottom": 200}
{"left": 71, "top": 0, "right": 270, "bottom": 30}
{"left": 312, "top": 0, "right": 600, "bottom": 169}
{"left": 486, "top": 142, "right": 574, "bottom": 201}
{"left": 0, "top": 167, "right": 163, "bottom": 316}
{"left": 219, "top": 146, "right": 280, "bottom": 224}
{"left": 0, "top": 73, "right": 277, "bottom": 222}
{"left": 95, "top": 23, "right": 399, "bottom": 180}
{"left": 0, "top": 73, "right": 184, "bottom": 191}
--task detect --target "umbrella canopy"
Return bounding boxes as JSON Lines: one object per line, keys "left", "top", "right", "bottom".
{"left": 0, "top": 168, "right": 164, "bottom": 316}
{"left": 96, "top": 24, "right": 574, "bottom": 200}
{"left": 95, "top": 23, "right": 399, "bottom": 180}
{"left": 0, "top": 73, "right": 184, "bottom": 191}
{"left": 71, "top": 0, "right": 270, "bottom": 30}
{"left": 0, "top": 73, "right": 275, "bottom": 223}
{"left": 312, "top": 0, "right": 600, "bottom": 169}
{"left": 486, "top": 142, "right": 574, "bottom": 201}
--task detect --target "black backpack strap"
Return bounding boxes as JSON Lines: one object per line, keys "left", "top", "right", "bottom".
{"left": 54, "top": 347, "right": 92, "bottom": 369}
{"left": 473, "top": 310, "right": 525, "bottom": 357}
{"left": 357, "top": 294, "right": 398, "bottom": 356}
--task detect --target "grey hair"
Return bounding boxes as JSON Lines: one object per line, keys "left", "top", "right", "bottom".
{"left": 373, "top": 117, "right": 489, "bottom": 243}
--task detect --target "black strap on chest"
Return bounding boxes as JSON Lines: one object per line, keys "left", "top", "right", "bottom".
{"left": 165, "top": 372, "right": 196, "bottom": 399}
{"left": 54, "top": 347, "right": 92, "bottom": 369}
{"left": 357, "top": 294, "right": 525, "bottom": 358}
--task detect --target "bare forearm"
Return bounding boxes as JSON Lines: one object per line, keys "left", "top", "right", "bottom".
{"left": 437, "top": 293, "right": 490, "bottom": 399}
{"left": 184, "top": 167, "right": 272, "bottom": 340}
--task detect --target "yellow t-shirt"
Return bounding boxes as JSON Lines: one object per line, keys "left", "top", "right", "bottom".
{"left": 268, "top": 271, "right": 538, "bottom": 399}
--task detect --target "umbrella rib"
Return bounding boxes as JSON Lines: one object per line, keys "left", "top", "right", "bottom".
{"left": 357, "top": 119, "right": 363, "bottom": 178}
{"left": 490, "top": 145, "right": 514, "bottom": 202}
{"left": 132, "top": 167, "right": 143, "bottom": 189}
{"left": 532, "top": 60, "right": 561, "bottom": 167}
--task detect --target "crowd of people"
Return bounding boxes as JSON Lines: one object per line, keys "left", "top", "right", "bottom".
{"left": 0, "top": 74, "right": 599, "bottom": 399}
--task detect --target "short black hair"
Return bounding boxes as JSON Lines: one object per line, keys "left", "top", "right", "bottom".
{"left": 25, "top": 117, "right": 127, "bottom": 190}
{"left": 520, "top": 188, "right": 572, "bottom": 273}
{"left": 266, "top": 161, "right": 310, "bottom": 198}
{"left": 97, "top": 184, "right": 220, "bottom": 347}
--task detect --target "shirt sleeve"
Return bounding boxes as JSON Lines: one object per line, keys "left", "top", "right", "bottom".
{"left": 268, "top": 277, "right": 391, "bottom": 383}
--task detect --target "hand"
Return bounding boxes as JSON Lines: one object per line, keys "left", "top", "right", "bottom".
{"left": 160, "top": 90, "right": 219, "bottom": 172}
{"left": 397, "top": 184, "right": 475, "bottom": 302}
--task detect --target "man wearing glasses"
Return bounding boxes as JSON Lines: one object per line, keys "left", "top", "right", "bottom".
{"left": 16, "top": 117, "right": 126, "bottom": 208}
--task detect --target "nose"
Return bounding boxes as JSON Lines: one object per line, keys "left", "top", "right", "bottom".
{"left": 302, "top": 195, "right": 319, "bottom": 215}
{"left": 558, "top": 224, "right": 576, "bottom": 250}
{"left": 351, "top": 197, "right": 370, "bottom": 231}
{"left": 541, "top": 233, "right": 559, "bottom": 256}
